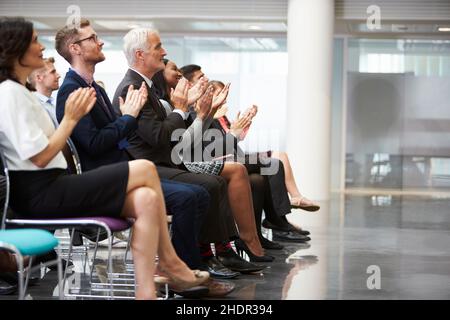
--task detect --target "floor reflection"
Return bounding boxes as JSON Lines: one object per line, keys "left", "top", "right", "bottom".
{"left": 11, "top": 193, "right": 450, "bottom": 300}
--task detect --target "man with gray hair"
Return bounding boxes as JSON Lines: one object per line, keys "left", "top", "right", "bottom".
{"left": 113, "top": 28, "right": 266, "bottom": 279}
{"left": 54, "top": 21, "right": 216, "bottom": 298}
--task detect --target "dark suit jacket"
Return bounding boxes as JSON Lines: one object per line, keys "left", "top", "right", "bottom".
{"left": 203, "top": 119, "right": 243, "bottom": 160}
{"left": 56, "top": 69, "right": 137, "bottom": 171}
{"left": 112, "top": 69, "right": 187, "bottom": 167}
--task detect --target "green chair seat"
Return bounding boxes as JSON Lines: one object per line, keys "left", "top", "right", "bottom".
{"left": 0, "top": 229, "right": 58, "bottom": 256}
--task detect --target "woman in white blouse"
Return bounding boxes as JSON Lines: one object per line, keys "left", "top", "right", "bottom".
{"left": 0, "top": 17, "right": 208, "bottom": 300}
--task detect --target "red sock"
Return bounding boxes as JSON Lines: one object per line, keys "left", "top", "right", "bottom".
{"left": 215, "top": 242, "right": 232, "bottom": 254}
{"left": 199, "top": 243, "right": 214, "bottom": 258}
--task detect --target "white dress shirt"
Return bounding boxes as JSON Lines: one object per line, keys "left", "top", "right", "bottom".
{"left": 0, "top": 80, "right": 67, "bottom": 171}
{"left": 33, "top": 91, "right": 58, "bottom": 126}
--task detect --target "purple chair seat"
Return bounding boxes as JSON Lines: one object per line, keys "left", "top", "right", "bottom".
{"left": 6, "top": 216, "right": 134, "bottom": 232}
{"left": 79, "top": 217, "right": 133, "bottom": 232}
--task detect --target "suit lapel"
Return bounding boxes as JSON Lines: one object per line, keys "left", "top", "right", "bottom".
{"left": 67, "top": 70, "right": 115, "bottom": 122}
{"left": 127, "top": 69, "right": 167, "bottom": 120}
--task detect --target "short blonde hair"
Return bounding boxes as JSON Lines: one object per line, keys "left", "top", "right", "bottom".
{"left": 28, "top": 57, "right": 56, "bottom": 87}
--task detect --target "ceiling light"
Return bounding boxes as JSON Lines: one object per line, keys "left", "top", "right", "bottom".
{"left": 438, "top": 27, "right": 450, "bottom": 32}
{"left": 248, "top": 25, "right": 261, "bottom": 30}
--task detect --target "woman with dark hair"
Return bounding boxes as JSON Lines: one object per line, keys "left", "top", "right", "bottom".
{"left": 0, "top": 17, "right": 208, "bottom": 300}
{"left": 152, "top": 59, "right": 274, "bottom": 262}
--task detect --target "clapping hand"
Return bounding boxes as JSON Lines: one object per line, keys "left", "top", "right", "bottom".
{"left": 187, "top": 76, "right": 208, "bottom": 105}
{"left": 230, "top": 110, "right": 253, "bottom": 139}
{"left": 170, "top": 77, "right": 189, "bottom": 112}
{"left": 213, "top": 104, "right": 229, "bottom": 119}
{"left": 64, "top": 87, "right": 97, "bottom": 122}
{"left": 196, "top": 85, "right": 214, "bottom": 120}
{"left": 212, "top": 83, "right": 230, "bottom": 110}
{"left": 119, "top": 82, "right": 147, "bottom": 117}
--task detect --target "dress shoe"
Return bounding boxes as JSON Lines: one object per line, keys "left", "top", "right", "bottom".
{"left": 234, "top": 239, "right": 274, "bottom": 262}
{"left": 205, "top": 279, "right": 235, "bottom": 298}
{"left": 71, "top": 228, "right": 109, "bottom": 246}
{"left": 156, "top": 269, "right": 209, "bottom": 290}
{"left": 0, "top": 271, "right": 40, "bottom": 287}
{"left": 259, "top": 236, "right": 284, "bottom": 250}
{"left": 201, "top": 256, "right": 240, "bottom": 279}
{"left": 0, "top": 278, "right": 17, "bottom": 295}
{"left": 33, "top": 250, "right": 73, "bottom": 272}
{"left": 272, "top": 230, "right": 311, "bottom": 243}
{"left": 262, "top": 219, "right": 311, "bottom": 236}
{"left": 166, "top": 285, "right": 209, "bottom": 299}
{"left": 216, "top": 249, "right": 266, "bottom": 274}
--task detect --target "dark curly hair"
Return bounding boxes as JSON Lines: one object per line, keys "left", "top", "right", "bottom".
{"left": 0, "top": 17, "right": 34, "bottom": 84}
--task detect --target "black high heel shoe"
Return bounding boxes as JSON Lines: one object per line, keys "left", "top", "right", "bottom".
{"left": 259, "top": 236, "right": 284, "bottom": 250}
{"left": 234, "top": 239, "right": 275, "bottom": 263}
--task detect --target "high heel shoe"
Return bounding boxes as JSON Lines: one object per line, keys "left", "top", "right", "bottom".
{"left": 234, "top": 239, "right": 275, "bottom": 263}
{"left": 156, "top": 268, "right": 210, "bottom": 290}
{"left": 259, "top": 236, "right": 284, "bottom": 250}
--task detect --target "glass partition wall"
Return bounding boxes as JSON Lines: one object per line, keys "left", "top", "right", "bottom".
{"left": 346, "top": 39, "right": 450, "bottom": 191}
{"left": 38, "top": 33, "right": 450, "bottom": 192}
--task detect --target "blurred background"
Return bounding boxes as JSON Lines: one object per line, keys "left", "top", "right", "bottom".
{"left": 2, "top": 0, "right": 449, "bottom": 197}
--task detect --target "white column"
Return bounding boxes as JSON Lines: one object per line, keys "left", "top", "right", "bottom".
{"left": 286, "top": 0, "right": 334, "bottom": 201}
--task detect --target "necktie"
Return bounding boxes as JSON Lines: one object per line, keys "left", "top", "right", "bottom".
{"left": 93, "top": 82, "right": 114, "bottom": 120}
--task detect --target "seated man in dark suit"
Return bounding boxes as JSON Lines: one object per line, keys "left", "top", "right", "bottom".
{"left": 113, "top": 27, "right": 266, "bottom": 276}
{"left": 54, "top": 19, "right": 210, "bottom": 275}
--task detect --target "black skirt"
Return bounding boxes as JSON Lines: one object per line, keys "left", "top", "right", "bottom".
{"left": 8, "top": 162, "right": 129, "bottom": 219}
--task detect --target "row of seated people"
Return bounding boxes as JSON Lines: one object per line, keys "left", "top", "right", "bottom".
{"left": 0, "top": 17, "right": 318, "bottom": 299}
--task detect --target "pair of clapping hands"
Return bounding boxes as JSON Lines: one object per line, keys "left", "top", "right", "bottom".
{"left": 63, "top": 82, "right": 148, "bottom": 122}
{"left": 229, "top": 105, "right": 258, "bottom": 139}
{"left": 171, "top": 76, "right": 230, "bottom": 120}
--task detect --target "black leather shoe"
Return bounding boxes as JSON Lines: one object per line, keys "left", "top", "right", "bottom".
{"left": 72, "top": 228, "right": 109, "bottom": 246}
{"left": 259, "top": 236, "right": 284, "bottom": 250}
{"left": 33, "top": 251, "right": 73, "bottom": 272}
{"left": 262, "top": 219, "right": 311, "bottom": 236}
{"left": 0, "top": 278, "right": 17, "bottom": 295}
{"left": 201, "top": 256, "right": 240, "bottom": 279}
{"left": 234, "top": 239, "right": 275, "bottom": 262}
{"left": 272, "top": 230, "right": 311, "bottom": 242}
{"left": 0, "top": 272, "right": 40, "bottom": 287}
{"left": 216, "top": 249, "right": 266, "bottom": 274}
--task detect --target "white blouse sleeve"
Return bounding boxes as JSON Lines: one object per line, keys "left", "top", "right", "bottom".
{"left": 0, "top": 86, "right": 49, "bottom": 160}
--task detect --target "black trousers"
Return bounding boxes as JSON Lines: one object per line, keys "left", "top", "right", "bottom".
{"left": 157, "top": 165, "right": 238, "bottom": 244}
{"left": 245, "top": 157, "right": 291, "bottom": 217}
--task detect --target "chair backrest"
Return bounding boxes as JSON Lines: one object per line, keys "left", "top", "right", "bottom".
{"left": 63, "top": 138, "right": 82, "bottom": 175}
{"left": 0, "top": 147, "right": 10, "bottom": 230}
{"left": 0, "top": 140, "right": 82, "bottom": 229}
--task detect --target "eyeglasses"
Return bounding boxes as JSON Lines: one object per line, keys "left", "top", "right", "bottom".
{"left": 73, "top": 34, "right": 99, "bottom": 45}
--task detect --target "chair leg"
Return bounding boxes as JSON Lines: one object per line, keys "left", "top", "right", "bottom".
{"left": 62, "top": 228, "right": 76, "bottom": 293}
{"left": 23, "top": 256, "right": 33, "bottom": 293}
{"left": 107, "top": 234, "right": 114, "bottom": 299}
{"left": 14, "top": 252, "right": 25, "bottom": 300}
{"left": 57, "top": 244, "right": 63, "bottom": 299}
{"left": 89, "top": 228, "right": 101, "bottom": 284}
{"left": 123, "top": 228, "right": 133, "bottom": 265}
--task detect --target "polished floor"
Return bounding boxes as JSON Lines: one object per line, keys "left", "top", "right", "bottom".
{"left": 2, "top": 194, "right": 450, "bottom": 300}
